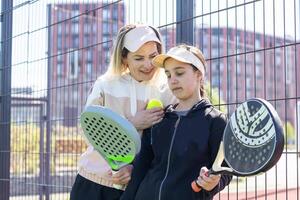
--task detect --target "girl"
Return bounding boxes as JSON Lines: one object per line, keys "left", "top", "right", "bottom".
{"left": 70, "top": 24, "right": 176, "bottom": 200}
{"left": 121, "top": 45, "right": 232, "bottom": 200}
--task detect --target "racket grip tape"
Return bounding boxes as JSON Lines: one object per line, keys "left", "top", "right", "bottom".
{"left": 191, "top": 170, "right": 209, "bottom": 192}
{"left": 191, "top": 180, "right": 202, "bottom": 192}
{"left": 112, "top": 170, "right": 124, "bottom": 190}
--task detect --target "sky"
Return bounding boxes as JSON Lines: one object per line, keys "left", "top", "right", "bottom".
{"left": 10, "top": 0, "right": 300, "bottom": 96}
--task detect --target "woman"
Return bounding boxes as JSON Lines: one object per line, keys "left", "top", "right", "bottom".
{"left": 121, "top": 45, "right": 232, "bottom": 200}
{"left": 70, "top": 24, "right": 176, "bottom": 200}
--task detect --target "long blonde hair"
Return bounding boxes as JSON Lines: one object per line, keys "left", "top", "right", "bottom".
{"left": 104, "top": 24, "right": 164, "bottom": 83}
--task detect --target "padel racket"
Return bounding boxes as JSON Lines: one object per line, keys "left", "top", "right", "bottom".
{"left": 80, "top": 105, "right": 141, "bottom": 189}
{"left": 191, "top": 98, "right": 284, "bottom": 192}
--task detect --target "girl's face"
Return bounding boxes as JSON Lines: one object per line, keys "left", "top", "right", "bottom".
{"left": 123, "top": 42, "right": 159, "bottom": 82}
{"left": 164, "top": 58, "right": 202, "bottom": 101}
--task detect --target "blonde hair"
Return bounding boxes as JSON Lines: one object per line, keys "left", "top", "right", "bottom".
{"left": 104, "top": 24, "right": 164, "bottom": 80}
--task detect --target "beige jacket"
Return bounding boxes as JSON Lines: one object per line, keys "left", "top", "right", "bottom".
{"left": 78, "top": 72, "right": 176, "bottom": 189}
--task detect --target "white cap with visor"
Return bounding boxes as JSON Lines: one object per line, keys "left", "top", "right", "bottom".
{"left": 152, "top": 46, "right": 205, "bottom": 75}
{"left": 123, "top": 25, "right": 161, "bottom": 52}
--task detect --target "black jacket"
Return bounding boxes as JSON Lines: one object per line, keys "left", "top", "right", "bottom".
{"left": 121, "top": 99, "right": 232, "bottom": 200}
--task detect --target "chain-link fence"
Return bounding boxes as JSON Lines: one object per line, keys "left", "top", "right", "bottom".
{"left": 1, "top": 0, "right": 299, "bottom": 199}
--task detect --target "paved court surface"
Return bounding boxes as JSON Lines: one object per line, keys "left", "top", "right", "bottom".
{"left": 215, "top": 187, "right": 299, "bottom": 200}
{"left": 215, "top": 151, "right": 300, "bottom": 199}
{"left": 10, "top": 151, "right": 300, "bottom": 200}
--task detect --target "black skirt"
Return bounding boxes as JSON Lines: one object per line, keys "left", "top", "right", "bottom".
{"left": 70, "top": 174, "right": 123, "bottom": 200}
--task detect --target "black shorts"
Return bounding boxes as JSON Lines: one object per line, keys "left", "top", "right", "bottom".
{"left": 70, "top": 174, "right": 123, "bottom": 200}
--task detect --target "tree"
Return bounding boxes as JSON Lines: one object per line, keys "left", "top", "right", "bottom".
{"left": 284, "top": 121, "right": 295, "bottom": 148}
{"left": 204, "top": 83, "right": 227, "bottom": 113}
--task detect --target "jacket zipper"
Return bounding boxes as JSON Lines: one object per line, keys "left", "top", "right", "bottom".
{"left": 158, "top": 116, "right": 181, "bottom": 200}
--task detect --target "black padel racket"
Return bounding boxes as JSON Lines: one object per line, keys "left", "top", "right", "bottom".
{"left": 80, "top": 105, "right": 141, "bottom": 189}
{"left": 192, "top": 98, "right": 284, "bottom": 192}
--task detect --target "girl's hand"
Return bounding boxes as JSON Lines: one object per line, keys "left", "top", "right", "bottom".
{"left": 196, "top": 167, "right": 221, "bottom": 191}
{"left": 110, "top": 165, "right": 133, "bottom": 185}
{"left": 128, "top": 107, "right": 164, "bottom": 130}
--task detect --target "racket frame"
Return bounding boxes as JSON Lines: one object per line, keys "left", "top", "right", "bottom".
{"left": 191, "top": 98, "right": 284, "bottom": 192}
{"left": 80, "top": 105, "right": 141, "bottom": 189}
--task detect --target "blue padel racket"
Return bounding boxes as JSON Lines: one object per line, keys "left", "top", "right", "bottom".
{"left": 80, "top": 105, "right": 141, "bottom": 189}
{"left": 192, "top": 98, "right": 284, "bottom": 192}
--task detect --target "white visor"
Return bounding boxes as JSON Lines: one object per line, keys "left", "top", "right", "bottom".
{"left": 152, "top": 46, "right": 205, "bottom": 75}
{"left": 123, "top": 25, "right": 161, "bottom": 52}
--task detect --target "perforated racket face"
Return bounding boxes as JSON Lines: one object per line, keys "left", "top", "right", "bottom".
{"left": 223, "top": 99, "right": 282, "bottom": 175}
{"left": 80, "top": 106, "right": 141, "bottom": 170}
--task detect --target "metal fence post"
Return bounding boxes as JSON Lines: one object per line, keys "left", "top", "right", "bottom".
{"left": 176, "top": 0, "right": 194, "bottom": 45}
{"left": 0, "top": 1, "right": 12, "bottom": 200}
{"left": 45, "top": 5, "right": 52, "bottom": 200}
{"left": 39, "top": 104, "right": 45, "bottom": 200}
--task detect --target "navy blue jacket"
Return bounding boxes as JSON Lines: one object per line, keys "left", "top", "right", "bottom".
{"left": 121, "top": 99, "right": 232, "bottom": 200}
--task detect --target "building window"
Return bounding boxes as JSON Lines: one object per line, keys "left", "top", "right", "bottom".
{"left": 57, "top": 63, "right": 63, "bottom": 77}
{"left": 212, "top": 49, "right": 219, "bottom": 58}
{"left": 103, "top": 9, "right": 111, "bottom": 19}
{"left": 105, "top": 49, "right": 110, "bottom": 57}
{"left": 103, "top": 22, "right": 110, "bottom": 34}
{"left": 68, "top": 50, "right": 79, "bottom": 79}
{"left": 255, "top": 38, "right": 261, "bottom": 49}
{"left": 86, "top": 49, "right": 92, "bottom": 61}
{"left": 102, "top": 35, "right": 111, "bottom": 48}
{"left": 73, "top": 36, "right": 79, "bottom": 48}
{"left": 256, "top": 64, "right": 261, "bottom": 78}
{"left": 65, "top": 24, "right": 70, "bottom": 35}
{"left": 57, "top": 9, "right": 64, "bottom": 21}
{"left": 246, "top": 77, "right": 251, "bottom": 90}
{"left": 84, "top": 36, "right": 89, "bottom": 47}
{"left": 113, "top": 23, "right": 118, "bottom": 34}
{"left": 219, "top": 63, "right": 224, "bottom": 72}
{"left": 112, "top": 7, "right": 118, "bottom": 19}
{"left": 236, "top": 64, "right": 241, "bottom": 75}
{"left": 256, "top": 52, "right": 261, "bottom": 64}
{"left": 57, "top": 51, "right": 63, "bottom": 63}
{"left": 275, "top": 53, "right": 281, "bottom": 66}
{"left": 92, "top": 24, "right": 97, "bottom": 34}
{"left": 58, "top": 24, "right": 62, "bottom": 34}
{"left": 72, "top": 23, "right": 79, "bottom": 34}
{"left": 84, "top": 23, "right": 90, "bottom": 34}
{"left": 86, "top": 62, "right": 93, "bottom": 76}
{"left": 57, "top": 36, "right": 62, "bottom": 49}
{"left": 72, "top": 10, "right": 80, "bottom": 22}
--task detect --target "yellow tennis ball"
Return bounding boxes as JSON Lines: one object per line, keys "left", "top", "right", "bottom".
{"left": 146, "top": 99, "right": 163, "bottom": 109}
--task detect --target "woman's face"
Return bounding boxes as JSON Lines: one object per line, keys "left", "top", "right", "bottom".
{"left": 164, "top": 58, "right": 202, "bottom": 101}
{"left": 123, "top": 41, "right": 159, "bottom": 82}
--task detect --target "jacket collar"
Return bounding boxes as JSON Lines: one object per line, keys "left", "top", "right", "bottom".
{"left": 165, "top": 98, "right": 212, "bottom": 116}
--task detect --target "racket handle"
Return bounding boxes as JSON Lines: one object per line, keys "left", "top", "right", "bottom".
{"left": 191, "top": 170, "right": 210, "bottom": 192}
{"left": 112, "top": 170, "right": 124, "bottom": 190}
{"left": 191, "top": 180, "right": 202, "bottom": 192}
{"left": 113, "top": 183, "right": 123, "bottom": 190}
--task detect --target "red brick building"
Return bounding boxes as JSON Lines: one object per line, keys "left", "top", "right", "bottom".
{"left": 195, "top": 27, "right": 300, "bottom": 129}
{"left": 48, "top": 3, "right": 125, "bottom": 126}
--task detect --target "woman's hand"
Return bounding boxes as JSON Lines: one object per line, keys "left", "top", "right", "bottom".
{"left": 110, "top": 165, "right": 133, "bottom": 185}
{"left": 128, "top": 107, "right": 164, "bottom": 130}
{"left": 196, "top": 167, "right": 221, "bottom": 191}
